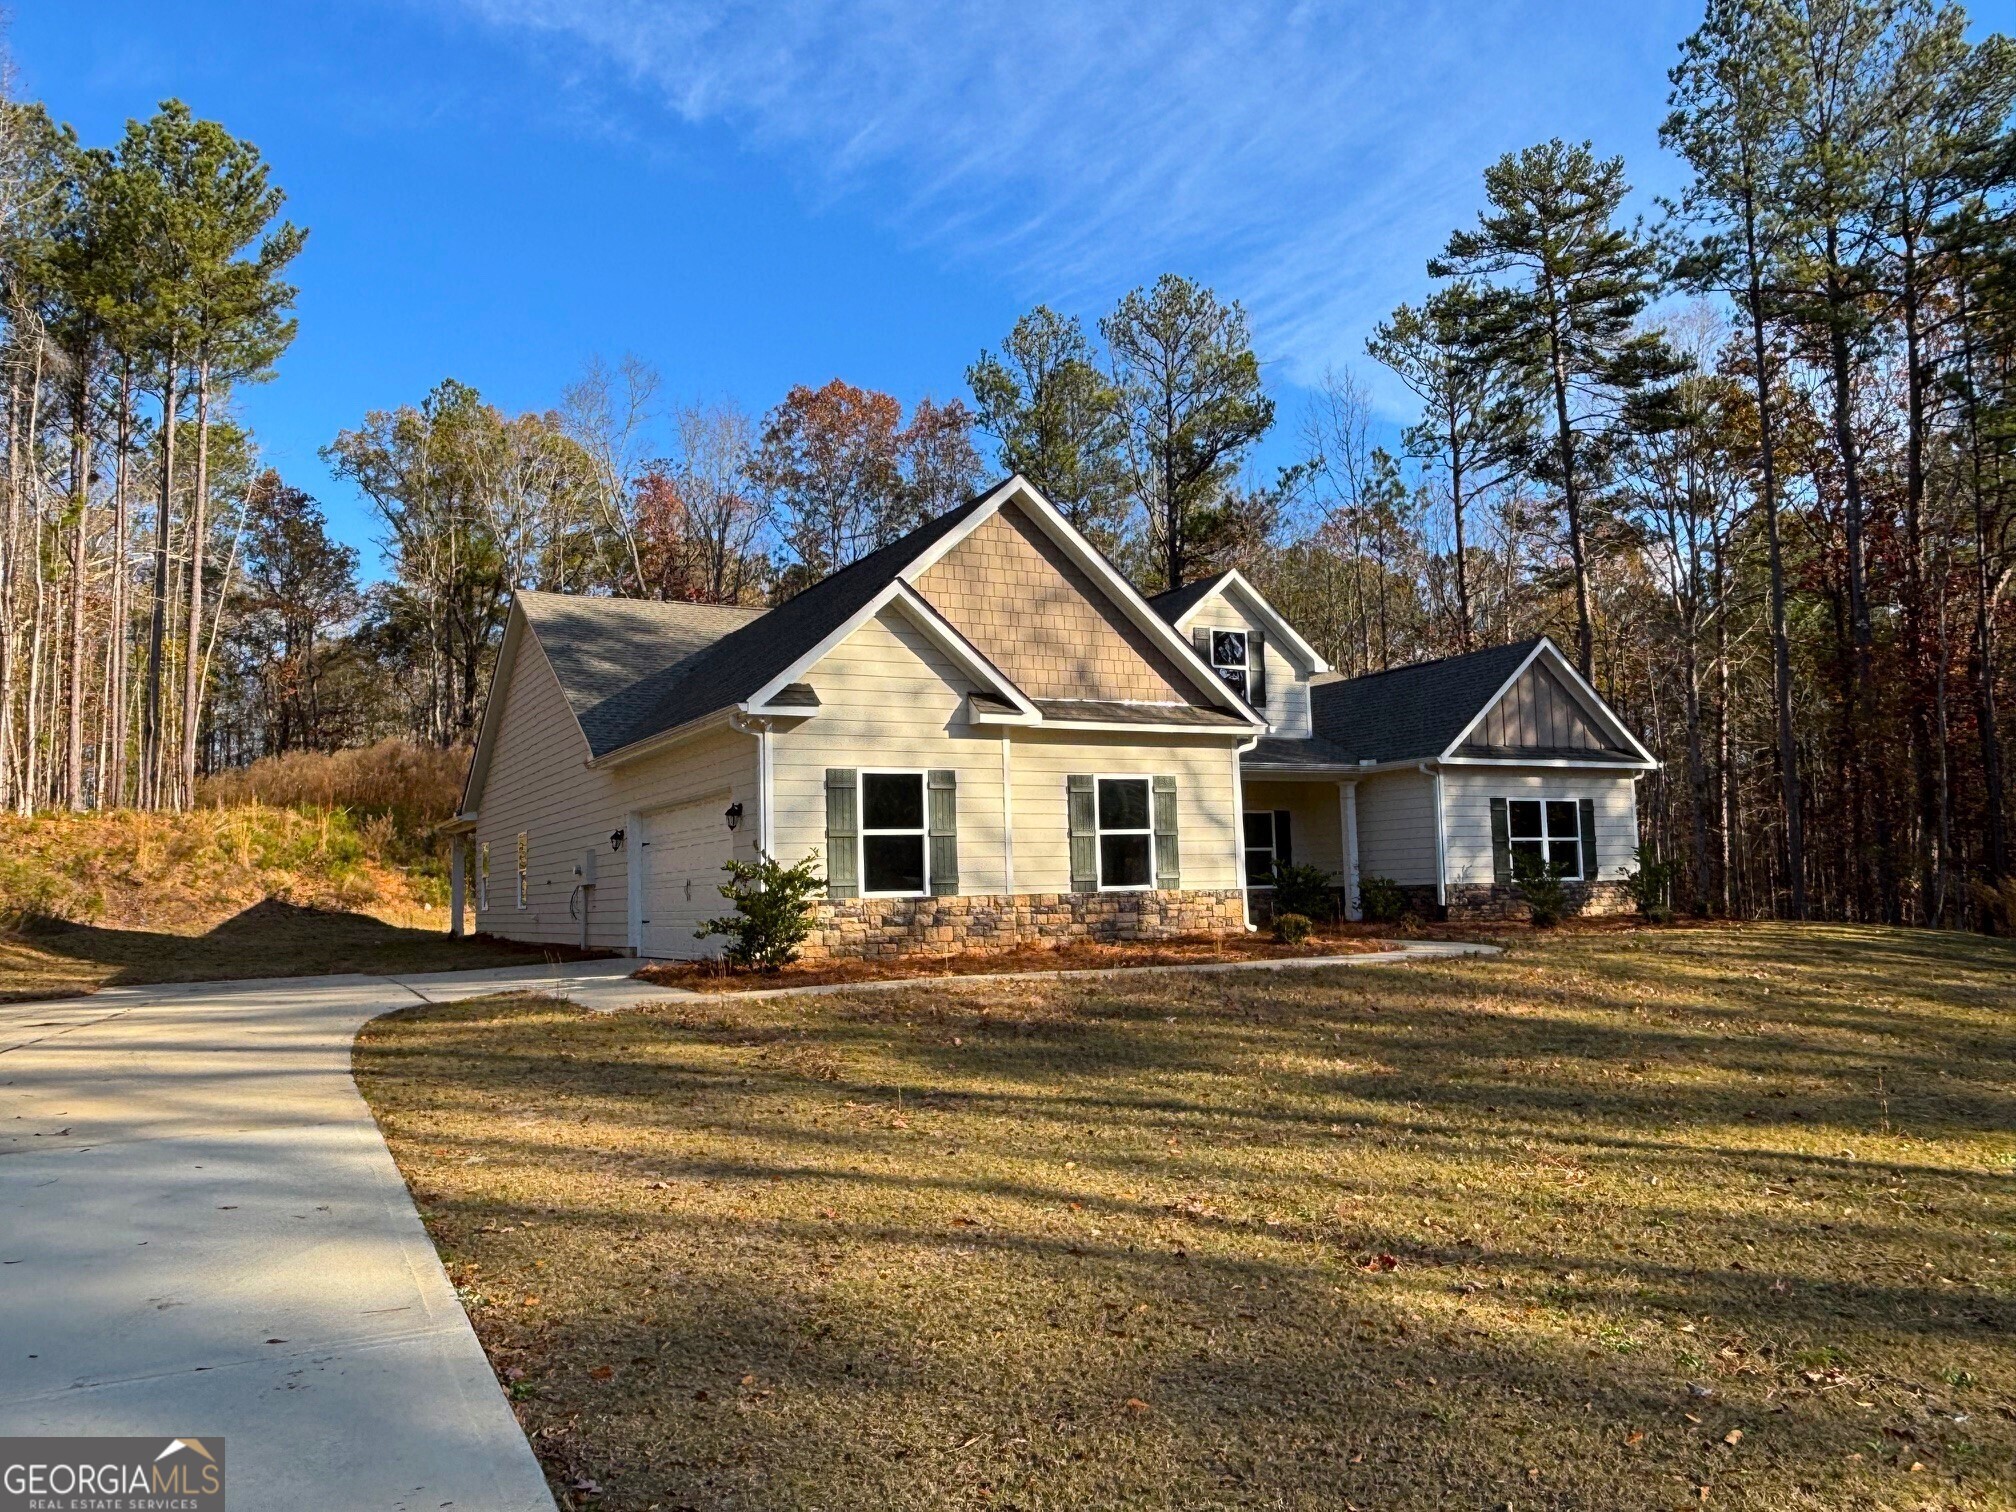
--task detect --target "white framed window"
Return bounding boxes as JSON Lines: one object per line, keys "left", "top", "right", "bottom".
{"left": 1209, "top": 628, "right": 1251, "bottom": 701}
{"left": 1507, "top": 798, "right": 1582, "bottom": 880}
{"left": 478, "top": 842, "right": 491, "bottom": 912}
{"left": 1243, "top": 809, "right": 1290, "bottom": 886}
{"left": 860, "top": 770, "right": 928, "bottom": 897}
{"left": 1096, "top": 775, "right": 1155, "bottom": 891}
{"left": 515, "top": 831, "right": 529, "bottom": 908}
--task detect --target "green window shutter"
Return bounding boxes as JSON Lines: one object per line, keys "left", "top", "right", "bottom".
{"left": 928, "top": 769, "right": 959, "bottom": 896}
{"left": 1153, "top": 774, "right": 1180, "bottom": 890}
{"left": 825, "top": 768, "right": 858, "bottom": 898}
{"left": 1578, "top": 797, "right": 1598, "bottom": 881}
{"left": 1490, "top": 796, "right": 1512, "bottom": 885}
{"left": 1067, "top": 774, "right": 1098, "bottom": 893}
{"left": 1247, "top": 629, "right": 1267, "bottom": 712}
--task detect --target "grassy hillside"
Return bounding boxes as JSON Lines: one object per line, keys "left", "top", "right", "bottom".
{"left": 0, "top": 742, "right": 571, "bottom": 1000}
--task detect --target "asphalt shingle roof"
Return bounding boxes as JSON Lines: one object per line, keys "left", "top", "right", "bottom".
{"left": 1144, "top": 572, "right": 1234, "bottom": 626}
{"left": 1308, "top": 638, "right": 1547, "bottom": 764}
{"left": 525, "top": 493, "right": 994, "bottom": 759}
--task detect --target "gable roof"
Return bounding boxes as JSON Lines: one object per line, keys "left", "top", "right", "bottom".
{"left": 1308, "top": 636, "right": 1654, "bottom": 768}
{"left": 1146, "top": 568, "right": 1329, "bottom": 675}
{"left": 1145, "top": 572, "right": 1234, "bottom": 626}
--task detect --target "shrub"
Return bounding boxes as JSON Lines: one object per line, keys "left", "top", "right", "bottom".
{"left": 1513, "top": 851, "right": 1572, "bottom": 927}
{"left": 1357, "top": 873, "right": 1406, "bottom": 924}
{"left": 1625, "top": 844, "right": 1676, "bottom": 923}
{"left": 696, "top": 850, "right": 826, "bottom": 971}
{"left": 1272, "top": 911, "right": 1313, "bottom": 945}
{"left": 1270, "top": 863, "right": 1335, "bottom": 922}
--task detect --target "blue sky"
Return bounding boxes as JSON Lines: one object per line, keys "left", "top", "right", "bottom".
{"left": 22, "top": 1, "right": 2010, "bottom": 577}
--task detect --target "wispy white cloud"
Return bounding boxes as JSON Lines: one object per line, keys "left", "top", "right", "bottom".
{"left": 439, "top": 0, "right": 1693, "bottom": 398}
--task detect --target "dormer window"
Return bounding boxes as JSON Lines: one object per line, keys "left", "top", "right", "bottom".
{"left": 1211, "top": 630, "right": 1250, "bottom": 700}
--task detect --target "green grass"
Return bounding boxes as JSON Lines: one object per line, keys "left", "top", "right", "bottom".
{"left": 355, "top": 924, "right": 2016, "bottom": 1511}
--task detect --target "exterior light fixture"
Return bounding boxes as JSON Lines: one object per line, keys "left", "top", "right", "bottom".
{"left": 609, "top": 828, "right": 626, "bottom": 852}
{"left": 724, "top": 802, "right": 744, "bottom": 832}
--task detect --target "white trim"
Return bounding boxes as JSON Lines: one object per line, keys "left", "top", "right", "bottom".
{"left": 459, "top": 604, "right": 528, "bottom": 814}
{"left": 589, "top": 707, "right": 738, "bottom": 770}
{"left": 1439, "top": 755, "right": 1656, "bottom": 770}
{"left": 979, "top": 714, "right": 1251, "bottom": 737}
{"left": 1338, "top": 781, "right": 1361, "bottom": 921}
{"left": 1090, "top": 772, "right": 1158, "bottom": 893}
{"left": 999, "top": 731, "right": 1015, "bottom": 895}
{"left": 858, "top": 768, "right": 932, "bottom": 899}
{"left": 1502, "top": 791, "right": 1588, "bottom": 881}
{"left": 743, "top": 578, "right": 1040, "bottom": 722}
{"left": 1438, "top": 636, "right": 1659, "bottom": 767}
{"left": 1164, "top": 567, "right": 1329, "bottom": 675}
{"left": 1421, "top": 763, "right": 1448, "bottom": 907}
{"left": 624, "top": 806, "right": 644, "bottom": 955}
{"left": 900, "top": 476, "right": 1263, "bottom": 726}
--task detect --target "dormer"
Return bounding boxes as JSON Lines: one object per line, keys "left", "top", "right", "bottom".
{"left": 1147, "top": 570, "right": 1329, "bottom": 738}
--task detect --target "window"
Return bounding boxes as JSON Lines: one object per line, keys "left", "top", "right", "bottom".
{"left": 1210, "top": 629, "right": 1250, "bottom": 701}
{"left": 1507, "top": 799, "right": 1582, "bottom": 880}
{"left": 515, "top": 832, "right": 529, "bottom": 908}
{"left": 1096, "top": 777, "right": 1154, "bottom": 890}
{"left": 1243, "top": 810, "right": 1291, "bottom": 886}
{"left": 477, "top": 843, "right": 491, "bottom": 912}
{"left": 861, "top": 772, "right": 927, "bottom": 895}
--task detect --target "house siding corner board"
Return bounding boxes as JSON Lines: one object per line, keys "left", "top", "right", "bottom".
{"left": 913, "top": 503, "right": 1197, "bottom": 703}
{"left": 471, "top": 632, "right": 757, "bottom": 951}
{"left": 1440, "top": 768, "right": 1640, "bottom": 891}
{"left": 770, "top": 608, "right": 1009, "bottom": 892}
{"left": 1180, "top": 584, "right": 1312, "bottom": 737}
{"left": 1352, "top": 769, "right": 1439, "bottom": 887}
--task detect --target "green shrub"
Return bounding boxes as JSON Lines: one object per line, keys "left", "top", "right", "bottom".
{"left": 1270, "top": 863, "right": 1334, "bottom": 922}
{"left": 696, "top": 850, "right": 826, "bottom": 971}
{"left": 1625, "top": 844, "right": 1676, "bottom": 923}
{"left": 1514, "top": 851, "right": 1572, "bottom": 927}
{"left": 1357, "top": 873, "right": 1406, "bottom": 924}
{"left": 1272, "top": 911, "right": 1314, "bottom": 945}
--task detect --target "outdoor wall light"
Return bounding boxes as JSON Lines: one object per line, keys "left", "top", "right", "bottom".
{"left": 609, "top": 828, "right": 626, "bottom": 852}
{"left": 724, "top": 802, "right": 744, "bottom": 832}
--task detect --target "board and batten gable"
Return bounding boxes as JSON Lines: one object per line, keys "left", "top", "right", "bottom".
{"left": 1171, "top": 581, "right": 1314, "bottom": 738}
{"left": 469, "top": 625, "right": 759, "bottom": 950}
{"left": 912, "top": 502, "right": 1201, "bottom": 704}
{"left": 1461, "top": 658, "right": 1622, "bottom": 754}
{"left": 1441, "top": 768, "right": 1640, "bottom": 887}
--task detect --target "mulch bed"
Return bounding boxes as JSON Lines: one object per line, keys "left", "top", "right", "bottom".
{"left": 634, "top": 930, "right": 1393, "bottom": 992}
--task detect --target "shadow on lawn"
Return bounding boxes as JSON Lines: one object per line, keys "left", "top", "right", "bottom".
{"left": 3, "top": 897, "right": 571, "bottom": 993}
{"left": 357, "top": 924, "right": 2016, "bottom": 1510}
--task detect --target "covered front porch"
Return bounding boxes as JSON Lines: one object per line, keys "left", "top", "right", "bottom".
{"left": 1240, "top": 763, "right": 1363, "bottom": 922}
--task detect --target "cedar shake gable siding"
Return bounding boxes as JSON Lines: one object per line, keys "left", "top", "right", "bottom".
{"left": 915, "top": 503, "right": 1199, "bottom": 704}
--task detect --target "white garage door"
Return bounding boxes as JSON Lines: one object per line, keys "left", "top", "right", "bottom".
{"left": 642, "top": 799, "right": 734, "bottom": 959}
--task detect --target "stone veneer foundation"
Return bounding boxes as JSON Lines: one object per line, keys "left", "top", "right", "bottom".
{"left": 1442, "top": 880, "right": 1636, "bottom": 922}
{"left": 800, "top": 889, "right": 1249, "bottom": 961}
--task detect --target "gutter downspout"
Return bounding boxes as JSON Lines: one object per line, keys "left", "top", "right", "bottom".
{"left": 729, "top": 713, "right": 776, "bottom": 857}
{"left": 1420, "top": 761, "right": 1448, "bottom": 910}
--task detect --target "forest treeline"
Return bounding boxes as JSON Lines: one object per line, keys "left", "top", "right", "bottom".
{"left": 2, "top": 0, "right": 2014, "bottom": 931}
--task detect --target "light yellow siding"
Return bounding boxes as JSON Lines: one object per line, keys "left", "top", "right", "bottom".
{"left": 1179, "top": 585, "right": 1314, "bottom": 737}
{"left": 1355, "top": 769, "right": 1439, "bottom": 885}
{"left": 471, "top": 630, "right": 757, "bottom": 949}
{"left": 1442, "top": 767, "right": 1641, "bottom": 885}
{"left": 1241, "top": 777, "right": 1349, "bottom": 880}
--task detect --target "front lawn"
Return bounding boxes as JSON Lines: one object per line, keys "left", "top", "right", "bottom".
{"left": 356, "top": 924, "right": 2016, "bottom": 1511}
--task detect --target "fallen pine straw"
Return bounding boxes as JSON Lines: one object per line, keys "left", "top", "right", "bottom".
{"left": 358, "top": 922, "right": 2016, "bottom": 1511}
{"left": 635, "top": 929, "right": 1390, "bottom": 991}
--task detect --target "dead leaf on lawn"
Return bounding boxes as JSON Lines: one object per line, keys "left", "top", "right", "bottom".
{"left": 589, "top": 1364, "right": 614, "bottom": 1380}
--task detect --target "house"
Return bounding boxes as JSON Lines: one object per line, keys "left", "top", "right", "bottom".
{"left": 447, "top": 475, "right": 1656, "bottom": 959}
{"left": 1148, "top": 566, "right": 1657, "bottom": 919}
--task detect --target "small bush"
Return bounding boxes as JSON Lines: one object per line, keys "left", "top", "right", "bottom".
{"left": 1272, "top": 911, "right": 1313, "bottom": 945}
{"left": 1358, "top": 873, "right": 1406, "bottom": 924}
{"left": 696, "top": 850, "right": 826, "bottom": 971}
{"left": 1270, "top": 863, "right": 1334, "bottom": 922}
{"left": 1514, "top": 851, "right": 1572, "bottom": 928}
{"left": 1625, "top": 844, "right": 1676, "bottom": 923}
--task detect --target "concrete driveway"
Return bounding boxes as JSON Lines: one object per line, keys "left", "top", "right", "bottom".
{"left": 0, "top": 960, "right": 675, "bottom": 1512}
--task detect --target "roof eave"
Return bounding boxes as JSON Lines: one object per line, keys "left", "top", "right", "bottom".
{"left": 586, "top": 707, "right": 742, "bottom": 770}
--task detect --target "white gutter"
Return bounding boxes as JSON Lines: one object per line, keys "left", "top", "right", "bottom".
{"left": 1420, "top": 761, "right": 1448, "bottom": 908}
{"left": 589, "top": 708, "right": 737, "bottom": 770}
{"left": 728, "top": 712, "right": 776, "bottom": 856}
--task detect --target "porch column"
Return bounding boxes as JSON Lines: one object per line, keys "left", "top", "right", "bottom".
{"left": 1337, "top": 780, "right": 1361, "bottom": 921}
{"left": 449, "top": 836, "right": 466, "bottom": 938}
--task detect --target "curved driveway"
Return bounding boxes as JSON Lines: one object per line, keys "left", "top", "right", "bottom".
{"left": 0, "top": 960, "right": 670, "bottom": 1512}
{"left": 0, "top": 942, "right": 1489, "bottom": 1509}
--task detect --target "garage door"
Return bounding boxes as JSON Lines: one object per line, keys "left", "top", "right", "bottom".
{"left": 642, "top": 799, "right": 734, "bottom": 959}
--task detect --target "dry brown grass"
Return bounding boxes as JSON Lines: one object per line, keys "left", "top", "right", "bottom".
{"left": 636, "top": 930, "right": 1389, "bottom": 992}
{"left": 196, "top": 738, "right": 469, "bottom": 848}
{"left": 357, "top": 923, "right": 2016, "bottom": 1511}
